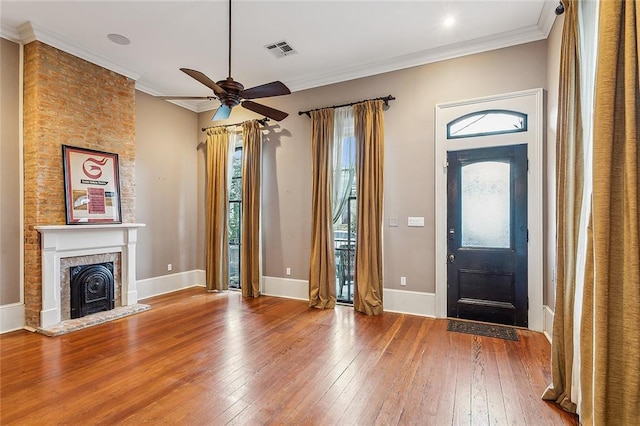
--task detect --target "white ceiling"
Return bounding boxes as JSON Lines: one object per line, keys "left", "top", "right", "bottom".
{"left": 1, "top": 1, "right": 558, "bottom": 113}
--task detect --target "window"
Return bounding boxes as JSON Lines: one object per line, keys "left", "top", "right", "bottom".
{"left": 447, "top": 109, "right": 527, "bottom": 139}
{"left": 334, "top": 191, "right": 356, "bottom": 303}
{"left": 228, "top": 146, "right": 242, "bottom": 289}
{"left": 461, "top": 160, "right": 511, "bottom": 248}
{"left": 333, "top": 107, "right": 356, "bottom": 303}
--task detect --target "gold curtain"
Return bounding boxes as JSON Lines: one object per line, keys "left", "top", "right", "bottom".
{"left": 542, "top": 0, "right": 583, "bottom": 413}
{"left": 308, "top": 108, "right": 336, "bottom": 309}
{"left": 545, "top": 1, "right": 640, "bottom": 423}
{"left": 589, "top": 0, "right": 639, "bottom": 423}
{"left": 353, "top": 100, "right": 384, "bottom": 315}
{"left": 241, "top": 120, "right": 262, "bottom": 298}
{"left": 204, "top": 127, "right": 230, "bottom": 292}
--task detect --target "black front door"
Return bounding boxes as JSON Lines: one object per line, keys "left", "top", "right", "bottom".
{"left": 447, "top": 144, "right": 528, "bottom": 327}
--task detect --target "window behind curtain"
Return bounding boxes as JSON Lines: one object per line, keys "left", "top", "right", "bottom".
{"left": 228, "top": 145, "right": 242, "bottom": 289}
{"left": 333, "top": 107, "right": 356, "bottom": 303}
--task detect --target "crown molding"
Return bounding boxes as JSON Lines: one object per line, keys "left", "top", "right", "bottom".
{"left": 134, "top": 80, "right": 216, "bottom": 113}
{"left": 6, "top": 20, "right": 215, "bottom": 115}
{"left": 170, "top": 100, "right": 215, "bottom": 114}
{"left": 151, "top": 22, "right": 549, "bottom": 113}
{"left": 192, "top": 101, "right": 218, "bottom": 114}
{"left": 16, "top": 21, "right": 141, "bottom": 81}
{"left": 132, "top": 80, "right": 161, "bottom": 98}
{"left": 538, "top": 0, "right": 559, "bottom": 37}
{"left": 7, "top": 7, "right": 557, "bottom": 115}
{"left": 287, "top": 24, "right": 547, "bottom": 93}
{"left": 1, "top": 24, "right": 21, "bottom": 43}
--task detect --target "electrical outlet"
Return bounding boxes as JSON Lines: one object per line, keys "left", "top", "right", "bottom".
{"left": 286, "top": 267, "right": 291, "bottom": 276}
{"left": 167, "top": 263, "right": 172, "bottom": 272}
{"left": 400, "top": 276, "right": 406, "bottom": 286}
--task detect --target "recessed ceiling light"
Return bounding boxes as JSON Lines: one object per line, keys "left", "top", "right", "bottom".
{"left": 443, "top": 15, "right": 456, "bottom": 28}
{"left": 107, "top": 33, "right": 131, "bottom": 46}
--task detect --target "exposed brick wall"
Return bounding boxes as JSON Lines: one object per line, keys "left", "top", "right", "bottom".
{"left": 23, "top": 41, "right": 136, "bottom": 328}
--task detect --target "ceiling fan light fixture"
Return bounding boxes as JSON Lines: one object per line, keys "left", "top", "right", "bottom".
{"left": 212, "top": 104, "right": 232, "bottom": 121}
{"left": 158, "top": 0, "right": 291, "bottom": 122}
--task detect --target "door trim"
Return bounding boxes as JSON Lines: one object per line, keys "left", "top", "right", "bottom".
{"left": 434, "top": 88, "right": 544, "bottom": 332}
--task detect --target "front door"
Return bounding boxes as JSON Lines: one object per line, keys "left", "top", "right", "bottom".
{"left": 447, "top": 144, "right": 528, "bottom": 327}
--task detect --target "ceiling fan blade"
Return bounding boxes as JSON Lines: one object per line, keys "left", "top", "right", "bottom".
{"left": 180, "top": 68, "right": 227, "bottom": 96}
{"left": 240, "top": 81, "right": 291, "bottom": 100}
{"left": 212, "top": 104, "right": 232, "bottom": 121}
{"left": 242, "top": 101, "right": 289, "bottom": 122}
{"left": 156, "top": 96, "right": 215, "bottom": 100}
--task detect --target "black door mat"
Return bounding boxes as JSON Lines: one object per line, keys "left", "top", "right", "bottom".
{"left": 447, "top": 319, "right": 519, "bottom": 341}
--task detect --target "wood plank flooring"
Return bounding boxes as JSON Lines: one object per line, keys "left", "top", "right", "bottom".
{"left": 1, "top": 287, "right": 578, "bottom": 425}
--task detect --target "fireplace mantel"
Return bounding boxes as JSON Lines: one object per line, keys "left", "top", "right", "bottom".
{"left": 35, "top": 223, "right": 145, "bottom": 328}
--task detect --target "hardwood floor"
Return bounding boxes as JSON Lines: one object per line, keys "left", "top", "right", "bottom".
{"left": 1, "top": 288, "right": 578, "bottom": 425}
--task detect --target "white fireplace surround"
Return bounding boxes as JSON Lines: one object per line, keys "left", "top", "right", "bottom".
{"left": 35, "top": 224, "right": 145, "bottom": 328}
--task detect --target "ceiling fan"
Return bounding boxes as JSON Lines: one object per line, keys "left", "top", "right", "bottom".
{"left": 158, "top": 0, "right": 291, "bottom": 121}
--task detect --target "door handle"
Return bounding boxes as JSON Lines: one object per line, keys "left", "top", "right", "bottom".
{"left": 448, "top": 253, "right": 455, "bottom": 263}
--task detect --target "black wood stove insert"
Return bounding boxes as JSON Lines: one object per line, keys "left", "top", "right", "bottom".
{"left": 70, "top": 262, "right": 115, "bottom": 319}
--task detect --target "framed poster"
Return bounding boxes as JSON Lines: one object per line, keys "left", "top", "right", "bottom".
{"left": 62, "top": 145, "right": 122, "bottom": 224}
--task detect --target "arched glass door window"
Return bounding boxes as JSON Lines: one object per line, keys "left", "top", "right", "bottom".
{"left": 447, "top": 109, "right": 527, "bottom": 139}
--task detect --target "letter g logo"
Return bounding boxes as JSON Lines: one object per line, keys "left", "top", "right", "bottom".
{"left": 82, "top": 157, "right": 109, "bottom": 179}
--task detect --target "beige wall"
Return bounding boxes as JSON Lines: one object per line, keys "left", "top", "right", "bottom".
{"left": 2, "top": 27, "right": 561, "bottom": 320}
{"left": 0, "top": 38, "right": 21, "bottom": 305}
{"left": 545, "top": 15, "right": 564, "bottom": 308}
{"left": 135, "top": 91, "right": 200, "bottom": 279}
{"left": 199, "top": 39, "right": 551, "bottom": 295}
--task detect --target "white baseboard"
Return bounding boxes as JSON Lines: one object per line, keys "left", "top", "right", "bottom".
{"left": 137, "top": 269, "right": 205, "bottom": 301}
{"left": 1, "top": 303, "right": 25, "bottom": 334}
{"left": 3, "top": 272, "right": 548, "bottom": 334}
{"left": 261, "top": 276, "right": 436, "bottom": 318}
{"left": 262, "top": 276, "right": 308, "bottom": 301}
{"left": 543, "top": 305, "right": 554, "bottom": 343}
{"left": 383, "top": 288, "right": 436, "bottom": 317}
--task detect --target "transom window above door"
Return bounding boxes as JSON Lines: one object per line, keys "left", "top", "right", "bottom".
{"left": 447, "top": 109, "right": 527, "bottom": 139}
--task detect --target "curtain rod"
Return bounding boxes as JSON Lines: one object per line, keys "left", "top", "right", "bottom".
{"left": 298, "top": 95, "right": 396, "bottom": 117}
{"left": 201, "top": 117, "right": 270, "bottom": 132}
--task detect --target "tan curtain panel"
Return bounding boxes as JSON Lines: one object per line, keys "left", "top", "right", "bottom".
{"left": 308, "top": 108, "right": 337, "bottom": 309}
{"left": 205, "top": 127, "right": 230, "bottom": 292}
{"left": 545, "top": 1, "right": 640, "bottom": 423}
{"left": 241, "top": 120, "right": 262, "bottom": 298}
{"left": 589, "top": 0, "right": 640, "bottom": 423}
{"left": 353, "top": 100, "right": 384, "bottom": 315}
{"left": 542, "top": 0, "right": 583, "bottom": 414}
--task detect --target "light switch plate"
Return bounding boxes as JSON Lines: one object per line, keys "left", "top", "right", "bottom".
{"left": 388, "top": 217, "right": 399, "bottom": 227}
{"left": 408, "top": 216, "right": 425, "bottom": 227}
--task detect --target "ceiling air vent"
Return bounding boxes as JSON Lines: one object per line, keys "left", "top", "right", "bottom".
{"left": 264, "top": 40, "right": 297, "bottom": 58}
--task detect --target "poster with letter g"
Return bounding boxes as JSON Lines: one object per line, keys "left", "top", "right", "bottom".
{"left": 62, "top": 145, "right": 122, "bottom": 224}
